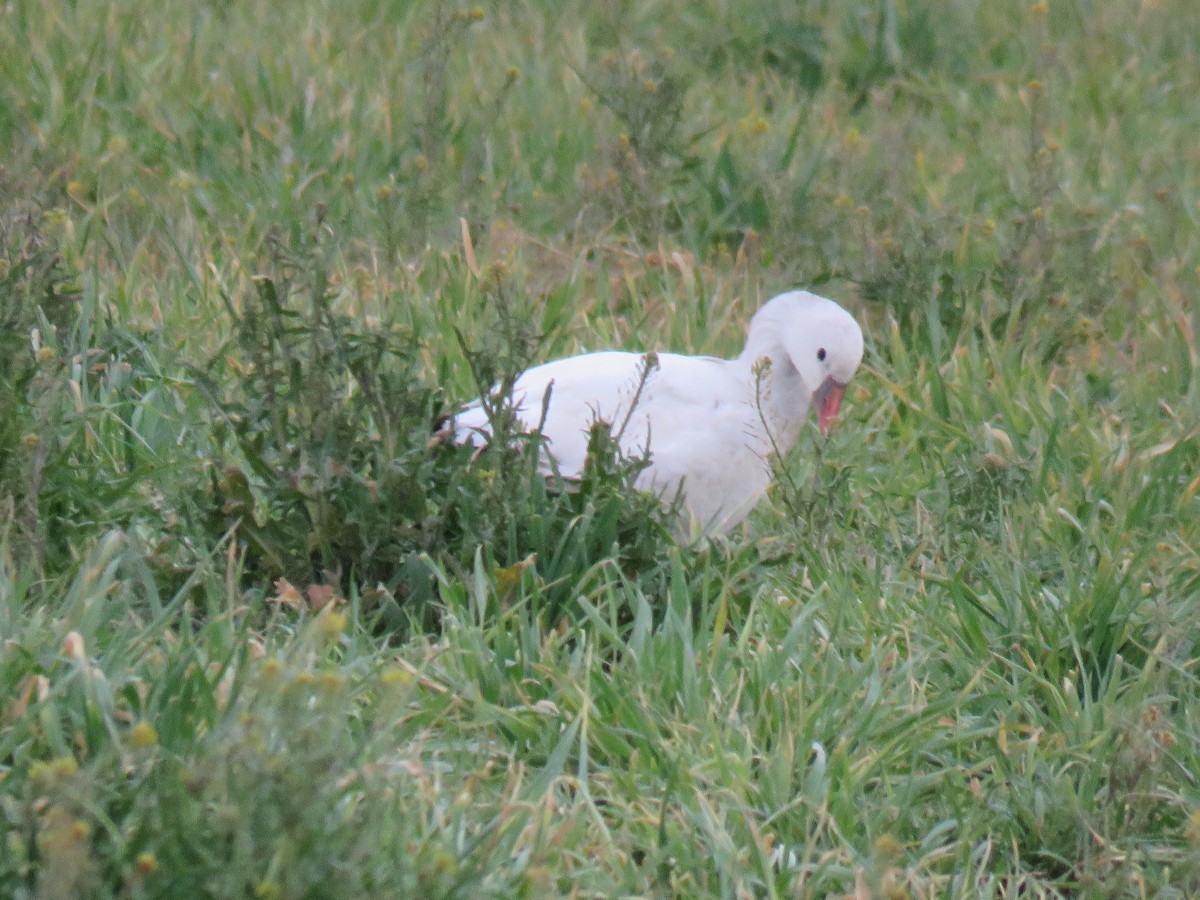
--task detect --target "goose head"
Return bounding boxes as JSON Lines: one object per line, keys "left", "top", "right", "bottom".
{"left": 742, "top": 291, "right": 865, "bottom": 433}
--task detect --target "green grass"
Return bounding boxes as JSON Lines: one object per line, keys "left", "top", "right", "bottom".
{"left": 2, "top": 0, "right": 1199, "bottom": 896}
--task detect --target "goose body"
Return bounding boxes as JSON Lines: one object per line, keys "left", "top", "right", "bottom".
{"left": 453, "top": 291, "right": 864, "bottom": 534}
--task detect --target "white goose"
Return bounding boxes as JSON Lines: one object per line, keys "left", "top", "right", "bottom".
{"left": 453, "top": 290, "right": 865, "bottom": 534}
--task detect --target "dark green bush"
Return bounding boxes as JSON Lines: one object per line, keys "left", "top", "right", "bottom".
{"left": 198, "top": 230, "right": 677, "bottom": 632}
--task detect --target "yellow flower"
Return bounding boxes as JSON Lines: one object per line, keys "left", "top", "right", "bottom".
{"left": 317, "top": 609, "right": 348, "bottom": 640}
{"left": 136, "top": 851, "right": 159, "bottom": 874}
{"left": 874, "top": 834, "right": 902, "bottom": 859}
{"left": 29, "top": 759, "right": 75, "bottom": 786}
{"left": 737, "top": 113, "right": 769, "bottom": 136}
{"left": 317, "top": 671, "right": 346, "bottom": 693}
{"left": 169, "top": 171, "right": 197, "bottom": 191}
{"left": 129, "top": 720, "right": 159, "bottom": 749}
{"left": 380, "top": 667, "right": 414, "bottom": 686}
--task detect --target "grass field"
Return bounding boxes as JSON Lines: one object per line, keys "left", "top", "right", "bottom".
{"left": 2, "top": 0, "right": 1199, "bottom": 896}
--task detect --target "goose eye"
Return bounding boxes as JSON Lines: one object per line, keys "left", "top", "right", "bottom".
{"left": 816, "top": 347, "right": 827, "bottom": 362}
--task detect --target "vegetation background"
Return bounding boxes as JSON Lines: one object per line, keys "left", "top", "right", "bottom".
{"left": 2, "top": 0, "right": 1198, "bottom": 896}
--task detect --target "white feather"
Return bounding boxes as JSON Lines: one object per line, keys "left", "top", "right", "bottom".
{"left": 453, "top": 290, "right": 864, "bottom": 534}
